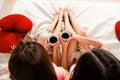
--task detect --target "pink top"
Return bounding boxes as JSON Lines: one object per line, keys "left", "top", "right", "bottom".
{"left": 52, "top": 63, "right": 66, "bottom": 80}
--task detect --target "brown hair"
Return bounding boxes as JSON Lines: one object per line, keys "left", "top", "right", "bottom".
{"left": 8, "top": 41, "right": 57, "bottom": 80}
{"left": 71, "top": 48, "right": 120, "bottom": 80}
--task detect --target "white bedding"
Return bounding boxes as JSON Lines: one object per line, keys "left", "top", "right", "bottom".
{"left": 0, "top": 0, "right": 4, "bottom": 11}
{"left": 0, "top": 0, "right": 120, "bottom": 79}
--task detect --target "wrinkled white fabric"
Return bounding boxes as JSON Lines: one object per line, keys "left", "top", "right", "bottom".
{"left": 11, "top": 0, "right": 120, "bottom": 59}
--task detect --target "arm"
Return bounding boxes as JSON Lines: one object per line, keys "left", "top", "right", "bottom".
{"left": 68, "top": 9, "right": 107, "bottom": 50}
{"left": 72, "top": 35, "right": 107, "bottom": 50}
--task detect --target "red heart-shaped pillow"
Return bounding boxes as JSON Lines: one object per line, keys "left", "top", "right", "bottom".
{"left": 0, "top": 14, "right": 33, "bottom": 53}
{"left": 115, "top": 21, "right": 120, "bottom": 41}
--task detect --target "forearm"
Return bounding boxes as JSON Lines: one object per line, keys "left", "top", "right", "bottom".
{"left": 73, "top": 35, "right": 107, "bottom": 49}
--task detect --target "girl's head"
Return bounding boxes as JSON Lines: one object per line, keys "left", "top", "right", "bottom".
{"left": 8, "top": 41, "right": 57, "bottom": 80}
{"left": 71, "top": 48, "right": 120, "bottom": 80}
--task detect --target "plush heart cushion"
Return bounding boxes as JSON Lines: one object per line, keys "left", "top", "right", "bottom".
{"left": 115, "top": 21, "right": 120, "bottom": 41}
{"left": 0, "top": 14, "right": 32, "bottom": 53}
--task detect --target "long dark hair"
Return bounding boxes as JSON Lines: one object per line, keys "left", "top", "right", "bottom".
{"left": 71, "top": 48, "right": 120, "bottom": 80}
{"left": 8, "top": 41, "right": 57, "bottom": 80}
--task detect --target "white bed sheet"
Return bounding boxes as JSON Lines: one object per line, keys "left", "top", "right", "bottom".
{"left": 0, "top": 0, "right": 120, "bottom": 79}
{"left": 0, "top": 0, "right": 4, "bottom": 11}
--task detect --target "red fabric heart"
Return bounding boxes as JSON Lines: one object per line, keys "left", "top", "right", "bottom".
{"left": 0, "top": 14, "right": 33, "bottom": 53}
{"left": 115, "top": 21, "right": 120, "bottom": 41}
